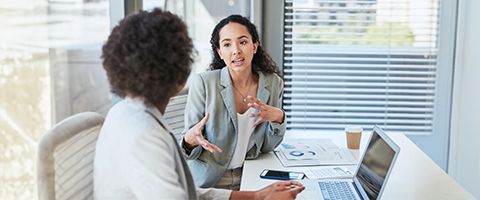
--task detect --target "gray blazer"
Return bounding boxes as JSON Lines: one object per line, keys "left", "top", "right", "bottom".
{"left": 180, "top": 67, "right": 286, "bottom": 188}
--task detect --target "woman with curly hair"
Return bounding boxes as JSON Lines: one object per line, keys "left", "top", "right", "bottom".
{"left": 94, "top": 9, "right": 303, "bottom": 200}
{"left": 180, "top": 15, "right": 287, "bottom": 190}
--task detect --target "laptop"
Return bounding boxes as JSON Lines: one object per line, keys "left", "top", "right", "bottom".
{"left": 298, "top": 126, "right": 400, "bottom": 200}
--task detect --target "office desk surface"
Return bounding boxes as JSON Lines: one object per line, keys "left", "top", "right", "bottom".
{"left": 240, "top": 132, "right": 475, "bottom": 200}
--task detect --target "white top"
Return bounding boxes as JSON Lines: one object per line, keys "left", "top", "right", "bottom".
{"left": 93, "top": 98, "right": 231, "bottom": 200}
{"left": 228, "top": 107, "right": 256, "bottom": 169}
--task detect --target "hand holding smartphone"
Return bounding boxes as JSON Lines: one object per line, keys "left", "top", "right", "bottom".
{"left": 259, "top": 169, "right": 305, "bottom": 180}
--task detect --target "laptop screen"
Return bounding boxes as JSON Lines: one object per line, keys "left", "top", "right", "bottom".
{"left": 356, "top": 130, "right": 396, "bottom": 199}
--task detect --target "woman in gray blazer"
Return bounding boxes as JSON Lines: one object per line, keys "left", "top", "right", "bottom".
{"left": 95, "top": 9, "right": 303, "bottom": 200}
{"left": 181, "top": 15, "right": 287, "bottom": 190}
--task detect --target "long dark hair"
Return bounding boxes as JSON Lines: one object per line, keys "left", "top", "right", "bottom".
{"left": 209, "top": 15, "right": 280, "bottom": 76}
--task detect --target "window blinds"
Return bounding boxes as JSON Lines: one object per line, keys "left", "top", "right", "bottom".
{"left": 283, "top": 0, "right": 440, "bottom": 134}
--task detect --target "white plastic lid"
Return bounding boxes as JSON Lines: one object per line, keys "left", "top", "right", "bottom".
{"left": 345, "top": 125, "right": 363, "bottom": 132}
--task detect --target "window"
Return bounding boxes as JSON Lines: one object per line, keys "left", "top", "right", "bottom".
{"left": 0, "top": 1, "right": 110, "bottom": 199}
{"left": 144, "top": 0, "right": 251, "bottom": 74}
{"left": 283, "top": 0, "right": 442, "bottom": 134}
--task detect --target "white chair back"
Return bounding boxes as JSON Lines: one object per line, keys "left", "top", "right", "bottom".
{"left": 164, "top": 89, "right": 188, "bottom": 139}
{"left": 37, "top": 112, "right": 104, "bottom": 200}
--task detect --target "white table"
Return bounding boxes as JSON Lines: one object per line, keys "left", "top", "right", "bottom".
{"left": 240, "top": 132, "right": 475, "bottom": 200}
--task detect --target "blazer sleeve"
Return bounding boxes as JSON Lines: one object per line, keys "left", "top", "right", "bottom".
{"left": 179, "top": 74, "right": 207, "bottom": 160}
{"left": 196, "top": 188, "right": 232, "bottom": 200}
{"left": 261, "top": 77, "right": 287, "bottom": 152}
{"left": 127, "top": 128, "right": 188, "bottom": 199}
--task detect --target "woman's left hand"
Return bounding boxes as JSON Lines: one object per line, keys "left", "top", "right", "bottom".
{"left": 246, "top": 95, "right": 285, "bottom": 126}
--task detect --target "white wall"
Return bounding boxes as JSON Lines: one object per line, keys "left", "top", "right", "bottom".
{"left": 449, "top": 0, "right": 480, "bottom": 198}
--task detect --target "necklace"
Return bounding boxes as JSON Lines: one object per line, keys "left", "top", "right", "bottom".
{"left": 233, "top": 79, "right": 253, "bottom": 103}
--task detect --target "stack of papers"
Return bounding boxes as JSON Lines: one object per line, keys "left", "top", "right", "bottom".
{"left": 303, "top": 166, "right": 354, "bottom": 179}
{"left": 274, "top": 139, "right": 356, "bottom": 167}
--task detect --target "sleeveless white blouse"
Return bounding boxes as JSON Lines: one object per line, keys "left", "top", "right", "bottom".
{"left": 228, "top": 107, "right": 256, "bottom": 169}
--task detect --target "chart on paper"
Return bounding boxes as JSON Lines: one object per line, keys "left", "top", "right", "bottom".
{"left": 274, "top": 139, "right": 356, "bottom": 167}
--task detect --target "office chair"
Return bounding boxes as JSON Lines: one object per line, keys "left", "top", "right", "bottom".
{"left": 164, "top": 89, "right": 188, "bottom": 140}
{"left": 37, "top": 112, "right": 104, "bottom": 200}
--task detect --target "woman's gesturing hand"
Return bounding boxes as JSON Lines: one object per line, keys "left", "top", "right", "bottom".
{"left": 184, "top": 113, "right": 222, "bottom": 153}
{"left": 246, "top": 95, "right": 285, "bottom": 127}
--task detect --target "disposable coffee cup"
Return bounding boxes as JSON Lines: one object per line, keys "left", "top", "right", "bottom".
{"left": 345, "top": 125, "right": 363, "bottom": 149}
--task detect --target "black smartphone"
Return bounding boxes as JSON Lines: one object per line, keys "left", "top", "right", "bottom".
{"left": 259, "top": 169, "right": 305, "bottom": 180}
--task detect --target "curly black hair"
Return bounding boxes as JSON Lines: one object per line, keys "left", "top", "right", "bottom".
{"left": 209, "top": 15, "right": 281, "bottom": 76}
{"left": 102, "top": 8, "right": 193, "bottom": 106}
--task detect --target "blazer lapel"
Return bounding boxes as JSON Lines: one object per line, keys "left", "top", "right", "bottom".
{"left": 257, "top": 72, "right": 270, "bottom": 104}
{"left": 220, "top": 67, "right": 238, "bottom": 134}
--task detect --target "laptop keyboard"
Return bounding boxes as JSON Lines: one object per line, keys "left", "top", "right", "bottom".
{"left": 319, "top": 181, "right": 357, "bottom": 200}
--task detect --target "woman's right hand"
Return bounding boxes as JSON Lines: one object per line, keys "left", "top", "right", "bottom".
{"left": 255, "top": 181, "right": 305, "bottom": 200}
{"left": 184, "top": 113, "right": 223, "bottom": 153}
